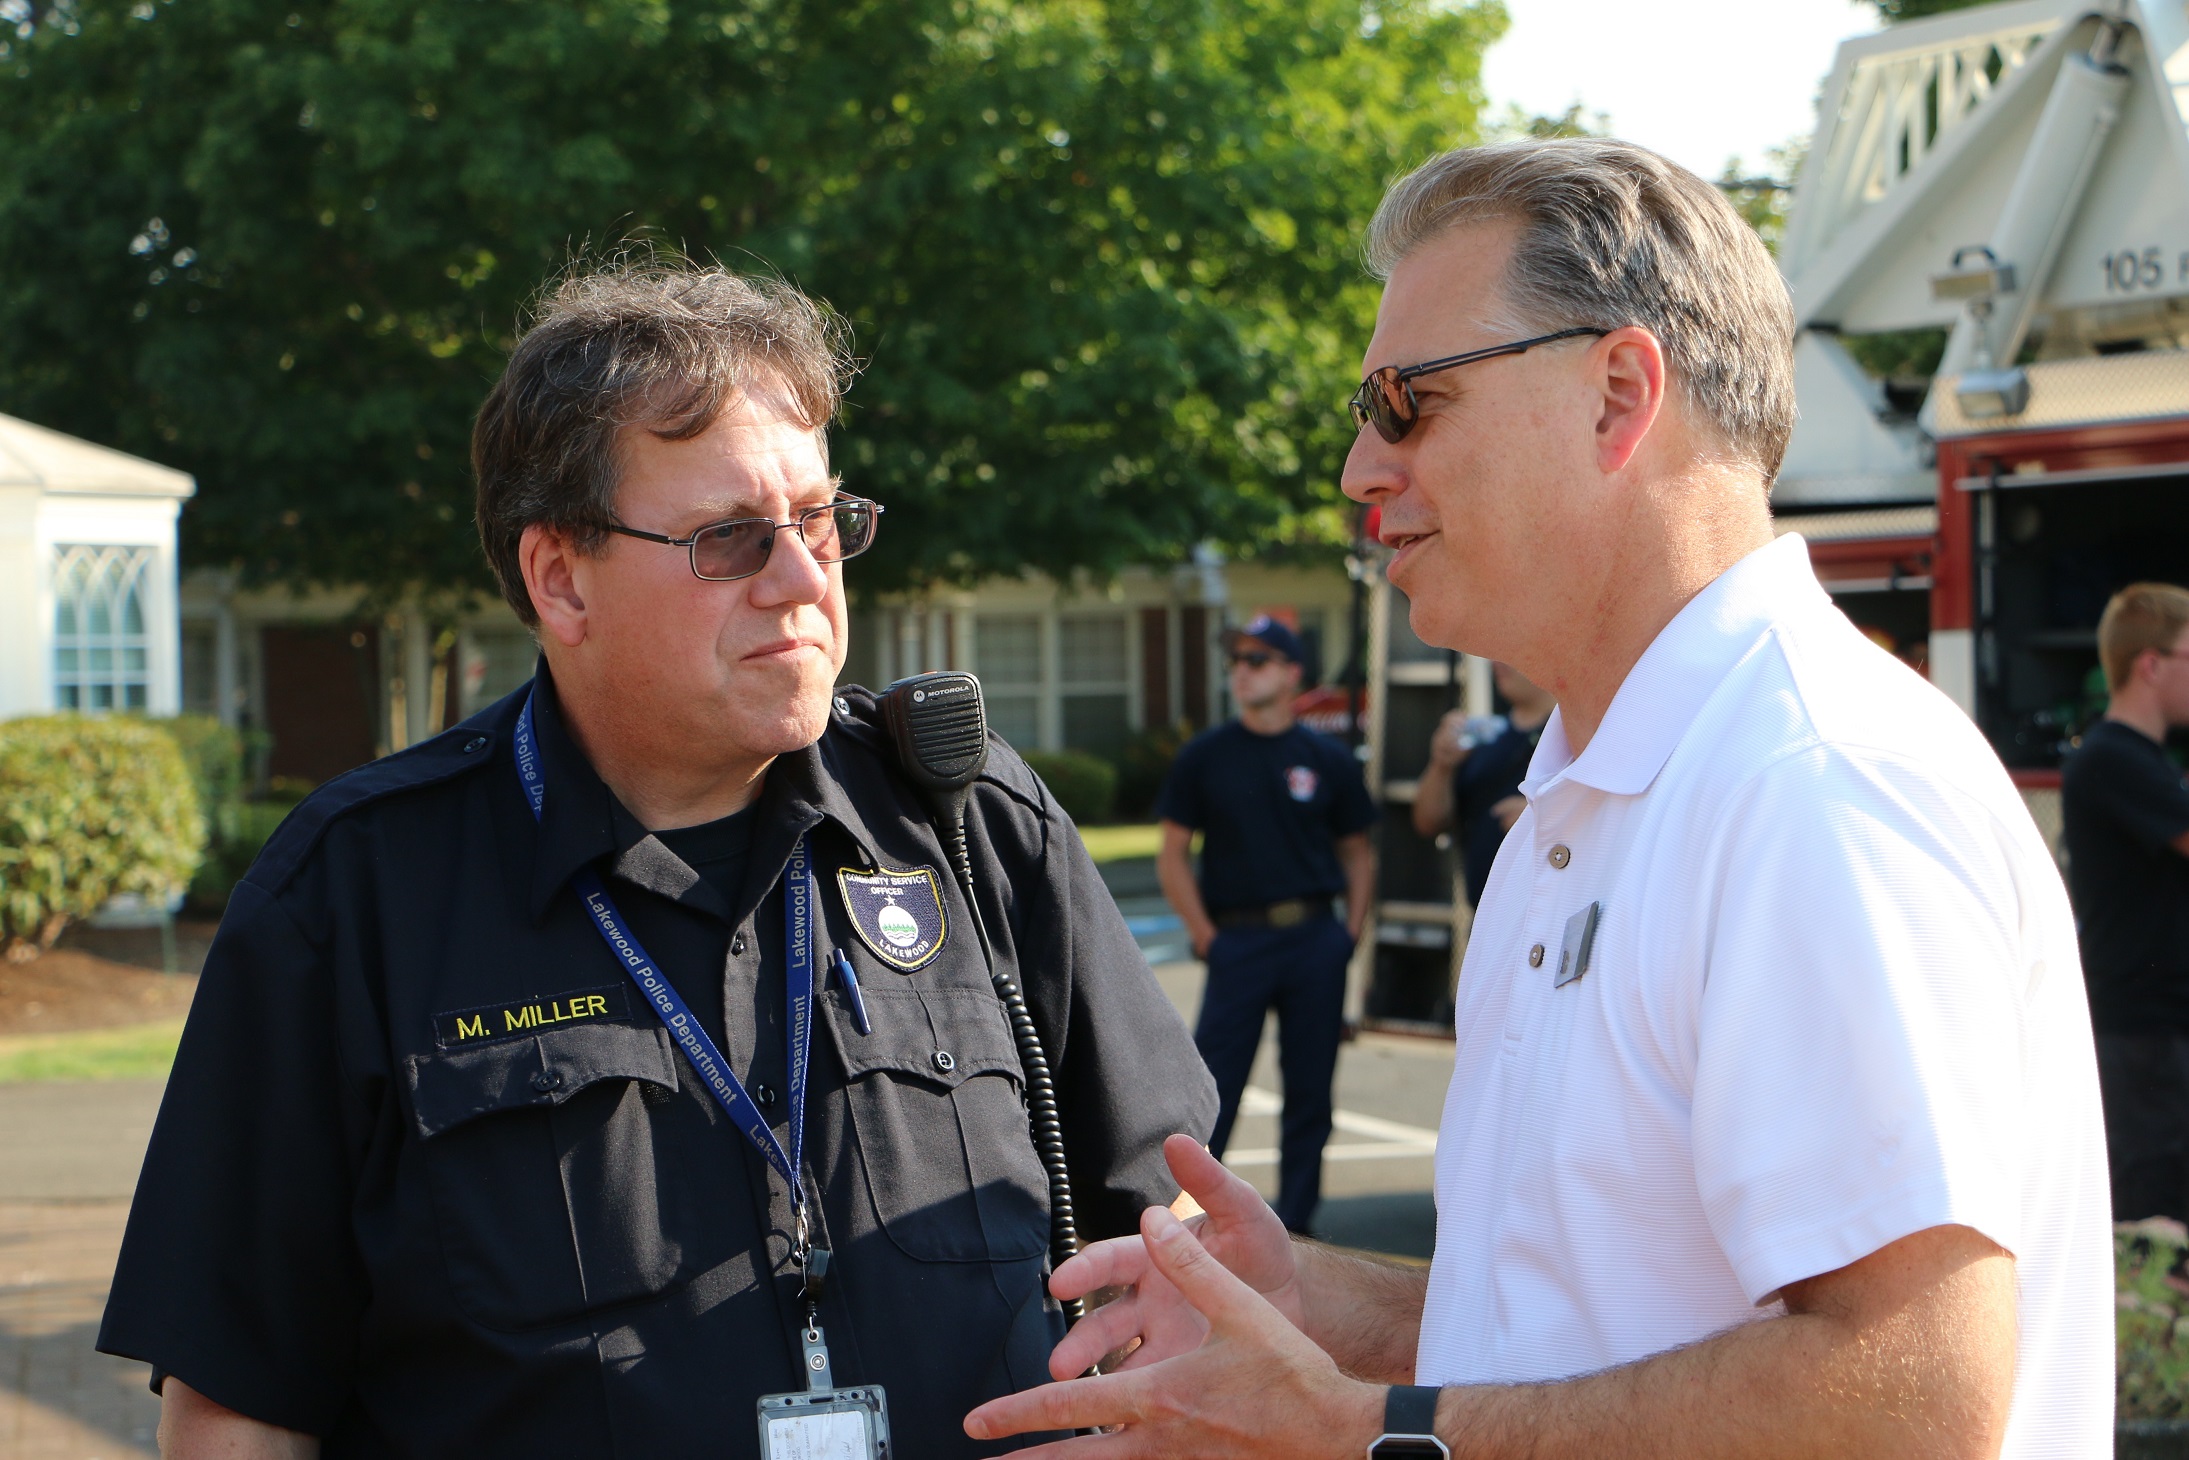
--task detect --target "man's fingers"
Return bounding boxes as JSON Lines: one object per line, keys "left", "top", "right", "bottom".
{"left": 1050, "top": 1233, "right": 1153, "bottom": 1303}
{"left": 1138, "top": 1205, "right": 1268, "bottom": 1334}
{"left": 965, "top": 1369, "right": 1145, "bottom": 1441}
{"left": 1162, "top": 1134, "right": 1270, "bottom": 1232}
{"left": 1049, "top": 1294, "right": 1154, "bottom": 1380}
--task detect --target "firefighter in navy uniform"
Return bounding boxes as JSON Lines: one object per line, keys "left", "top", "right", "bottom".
{"left": 97, "top": 262, "right": 1216, "bottom": 1458}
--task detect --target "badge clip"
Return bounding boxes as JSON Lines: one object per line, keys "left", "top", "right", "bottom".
{"left": 1555, "top": 901, "right": 1601, "bottom": 989}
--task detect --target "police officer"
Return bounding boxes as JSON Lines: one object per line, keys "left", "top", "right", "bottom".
{"left": 1153, "top": 616, "right": 1376, "bottom": 1234}
{"left": 97, "top": 262, "right": 1216, "bottom": 1457}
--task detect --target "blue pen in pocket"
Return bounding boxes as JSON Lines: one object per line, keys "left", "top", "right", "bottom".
{"left": 831, "top": 948, "right": 871, "bottom": 1035}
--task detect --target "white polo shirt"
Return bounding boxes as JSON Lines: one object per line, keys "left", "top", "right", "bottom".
{"left": 1415, "top": 533, "right": 2111, "bottom": 1455}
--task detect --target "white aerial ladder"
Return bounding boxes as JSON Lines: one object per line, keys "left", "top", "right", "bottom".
{"left": 1775, "top": 0, "right": 2189, "bottom": 785}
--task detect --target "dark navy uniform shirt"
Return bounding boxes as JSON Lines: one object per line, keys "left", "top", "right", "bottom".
{"left": 97, "top": 672, "right": 1215, "bottom": 1456}
{"left": 1451, "top": 720, "right": 1543, "bottom": 910}
{"left": 1154, "top": 720, "right": 1377, "bottom": 914}
{"left": 2063, "top": 718, "right": 2189, "bottom": 1033}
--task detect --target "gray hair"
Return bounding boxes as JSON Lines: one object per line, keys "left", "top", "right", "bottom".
{"left": 1364, "top": 138, "right": 1796, "bottom": 480}
{"left": 472, "top": 257, "right": 854, "bottom": 624}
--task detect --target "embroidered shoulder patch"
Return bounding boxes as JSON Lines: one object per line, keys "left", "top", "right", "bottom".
{"left": 836, "top": 866, "right": 948, "bottom": 972}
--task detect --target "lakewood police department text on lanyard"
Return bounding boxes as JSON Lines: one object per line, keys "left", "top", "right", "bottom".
{"left": 513, "top": 692, "right": 817, "bottom": 1245}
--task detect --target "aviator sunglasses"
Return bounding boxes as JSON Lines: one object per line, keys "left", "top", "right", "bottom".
{"left": 607, "top": 496, "right": 883, "bottom": 581}
{"left": 1348, "top": 327, "right": 1610, "bottom": 444}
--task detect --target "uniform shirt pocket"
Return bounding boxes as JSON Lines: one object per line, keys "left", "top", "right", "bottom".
{"left": 405, "top": 1022, "right": 708, "bottom": 1331}
{"left": 825, "top": 984, "right": 1049, "bottom": 1263}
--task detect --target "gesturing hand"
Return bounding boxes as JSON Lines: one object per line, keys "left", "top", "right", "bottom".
{"left": 1043, "top": 1134, "right": 1302, "bottom": 1380}
{"left": 964, "top": 1203, "right": 1377, "bottom": 1457}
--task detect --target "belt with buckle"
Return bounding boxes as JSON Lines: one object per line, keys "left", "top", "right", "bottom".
{"left": 1213, "top": 898, "right": 1321, "bottom": 930}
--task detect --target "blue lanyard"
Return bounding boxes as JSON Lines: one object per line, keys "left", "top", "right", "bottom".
{"left": 514, "top": 691, "right": 815, "bottom": 1217}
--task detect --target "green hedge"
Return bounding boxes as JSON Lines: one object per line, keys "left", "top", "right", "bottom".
{"left": 150, "top": 715, "right": 297, "bottom": 910}
{"left": 1021, "top": 750, "right": 1118, "bottom": 826}
{"left": 0, "top": 715, "right": 204, "bottom": 957}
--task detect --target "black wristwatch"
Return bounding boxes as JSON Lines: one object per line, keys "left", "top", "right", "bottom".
{"left": 1367, "top": 1385, "right": 1449, "bottom": 1457}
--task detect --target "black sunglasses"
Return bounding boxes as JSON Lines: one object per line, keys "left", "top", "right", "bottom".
{"left": 607, "top": 496, "right": 883, "bottom": 582}
{"left": 1348, "top": 327, "right": 1611, "bottom": 443}
{"left": 1228, "top": 651, "right": 1280, "bottom": 670}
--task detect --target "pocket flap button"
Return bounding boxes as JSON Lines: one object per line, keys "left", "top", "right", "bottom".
{"left": 530, "top": 1068, "right": 564, "bottom": 1094}
{"left": 932, "top": 1050, "right": 956, "bottom": 1074}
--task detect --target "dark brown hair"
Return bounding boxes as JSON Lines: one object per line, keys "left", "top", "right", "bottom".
{"left": 472, "top": 258, "right": 853, "bottom": 623}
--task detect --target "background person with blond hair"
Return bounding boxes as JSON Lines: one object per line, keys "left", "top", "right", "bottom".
{"left": 2064, "top": 582, "right": 2189, "bottom": 1223}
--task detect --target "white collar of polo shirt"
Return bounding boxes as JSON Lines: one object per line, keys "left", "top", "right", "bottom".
{"left": 1521, "top": 533, "right": 1834, "bottom": 802}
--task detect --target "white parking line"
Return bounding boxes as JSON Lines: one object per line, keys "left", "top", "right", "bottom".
{"left": 1221, "top": 1086, "right": 1440, "bottom": 1168}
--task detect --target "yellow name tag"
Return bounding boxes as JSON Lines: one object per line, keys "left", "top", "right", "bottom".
{"left": 432, "top": 984, "right": 632, "bottom": 1047}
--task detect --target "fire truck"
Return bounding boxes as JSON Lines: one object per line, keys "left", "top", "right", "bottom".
{"left": 1353, "top": 0, "right": 2189, "bottom": 1031}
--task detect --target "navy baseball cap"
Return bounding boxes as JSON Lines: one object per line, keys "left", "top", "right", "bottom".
{"left": 1221, "top": 614, "right": 1304, "bottom": 664}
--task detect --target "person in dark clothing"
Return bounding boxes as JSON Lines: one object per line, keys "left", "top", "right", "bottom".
{"left": 1410, "top": 660, "right": 1556, "bottom": 908}
{"left": 98, "top": 261, "right": 1214, "bottom": 1459}
{"left": 2064, "top": 581, "right": 2189, "bottom": 1221}
{"left": 1153, "top": 615, "right": 1378, "bottom": 1233}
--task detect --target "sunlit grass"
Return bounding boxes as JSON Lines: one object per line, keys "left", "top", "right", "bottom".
{"left": 1078, "top": 823, "right": 1163, "bottom": 863}
{"left": 0, "top": 1018, "right": 184, "bottom": 1083}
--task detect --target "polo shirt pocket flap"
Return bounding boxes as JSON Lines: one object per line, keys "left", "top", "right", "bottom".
{"left": 406, "top": 1023, "right": 680, "bottom": 1139}
{"left": 826, "top": 985, "right": 1024, "bottom": 1091}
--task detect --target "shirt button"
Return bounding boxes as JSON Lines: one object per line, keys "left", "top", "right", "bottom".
{"left": 1548, "top": 844, "right": 1571, "bottom": 869}
{"left": 756, "top": 1083, "right": 777, "bottom": 1109}
{"left": 932, "top": 1050, "right": 957, "bottom": 1074}
{"left": 1528, "top": 944, "right": 1545, "bottom": 968}
{"left": 530, "top": 1068, "right": 564, "bottom": 1093}
{"left": 462, "top": 735, "right": 487, "bottom": 754}
{"left": 731, "top": 932, "right": 747, "bottom": 956}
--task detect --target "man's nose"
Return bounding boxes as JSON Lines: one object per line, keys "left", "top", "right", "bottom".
{"left": 749, "top": 521, "right": 830, "bottom": 604}
{"left": 1340, "top": 428, "right": 1402, "bottom": 506}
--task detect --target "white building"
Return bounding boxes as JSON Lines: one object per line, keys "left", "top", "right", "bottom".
{"left": 0, "top": 413, "right": 194, "bottom": 720}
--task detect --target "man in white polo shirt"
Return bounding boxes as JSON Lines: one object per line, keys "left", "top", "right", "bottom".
{"left": 966, "top": 136, "right": 2111, "bottom": 1458}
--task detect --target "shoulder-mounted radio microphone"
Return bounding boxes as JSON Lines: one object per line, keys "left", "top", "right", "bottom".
{"left": 878, "top": 672, "right": 1083, "bottom": 1319}
{"left": 879, "top": 671, "right": 988, "bottom": 796}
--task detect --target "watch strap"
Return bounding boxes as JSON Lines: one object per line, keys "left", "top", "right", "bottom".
{"left": 1367, "top": 1385, "right": 1448, "bottom": 1458}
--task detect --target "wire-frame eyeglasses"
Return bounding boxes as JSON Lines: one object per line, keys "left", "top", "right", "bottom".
{"left": 606, "top": 496, "right": 883, "bottom": 582}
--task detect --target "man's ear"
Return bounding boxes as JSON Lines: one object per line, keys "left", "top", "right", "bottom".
{"left": 1591, "top": 326, "right": 1668, "bottom": 475}
{"left": 520, "top": 524, "right": 589, "bottom": 649}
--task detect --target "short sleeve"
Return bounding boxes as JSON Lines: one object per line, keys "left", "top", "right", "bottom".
{"left": 96, "top": 876, "right": 367, "bottom": 1432}
{"left": 2074, "top": 738, "right": 2189, "bottom": 853}
{"left": 1689, "top": 747, "right": 2029, "bottom": 1304}
{"left": 1326, "top": 742, "right": 1379, "bottom": 837}
{"left": 1152, "top": 738, "right": 1206, "bottom": 830}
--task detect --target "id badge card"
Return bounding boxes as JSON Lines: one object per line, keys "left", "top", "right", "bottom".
{"left": 757, "top": 1386, "right": 889, "bottom": 1460}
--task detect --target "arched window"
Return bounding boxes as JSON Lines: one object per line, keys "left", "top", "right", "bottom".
{"left": 54, "top": 545, "right": 153, "bottom": 711}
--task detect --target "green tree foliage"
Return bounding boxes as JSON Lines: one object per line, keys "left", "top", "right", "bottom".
{"left": 1717, "top": 138, "right": 1806, "bottom": 257}
{"left": 0, "top": 0, "right": 1501, "bottom": 602}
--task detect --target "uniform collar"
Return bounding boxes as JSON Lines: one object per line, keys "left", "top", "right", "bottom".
{"left": 521, "top": 669, "right": 886, "bottom": 925}
{"left": 1523, "top": 533, "right": 1831, "bottom": 799}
